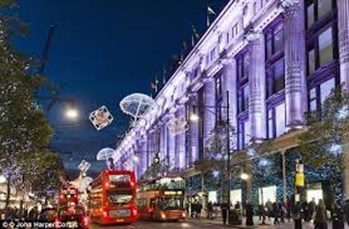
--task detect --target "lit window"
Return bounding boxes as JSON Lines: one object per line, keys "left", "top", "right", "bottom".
{"left": 317, "top": 0, "right": 332, "bottom": 19}
{"left": 266, "top": 60, "right": 285, "bottom": 97}
{"left": 238, "top": 123, "right": 244, "bottom": 149}
{"left": 308, "top": 78, "right": 336, "bottom": 112}
{"left": 307, "top": 3, "right": 315, "bottom": 28}
{"left": 275, "top": 103, "right": 285, "bottom": 137}
{"left": 308, "top": 49, "right": 316, "bottom": 75}
{"left": 274, "top": 24, "right": 284, "bottom": 53}
{"left": 307, "top": 25, "right": 336, "bottom": 75}
{"left": 243, "top": 5, "right": 248, "bottom": 16}
{"left": 239, "top": 85, "right": 249, "bottom": 112}
{"left": 320, "top": 78, "right": 335, "bottom": 105}
{"left": 268, "top": 109, "right": 274, "bottom": 139}
{"left": 306, "top": 0, "right": 333, "bottom": 29}
{"left": 265, "top": 23, "right": 284, "bottom": 60}
{"left": 309, "top": 88, "right": 317, "bottom": 112}
{"left": 244, "top": 120, "right": 251, "bottom": 146}
{"left": 253, "top": 2, "right": 257, "bottom": 14}
{"left": 318, "top": 27, "right": 333, "bottom": 67}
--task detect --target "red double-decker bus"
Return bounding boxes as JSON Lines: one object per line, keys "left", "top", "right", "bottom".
{"left": 58, "top": 186, "right": 79, "bottom": 205}
{"left": 88, "top": 170, "right": 138, "bottom": 225}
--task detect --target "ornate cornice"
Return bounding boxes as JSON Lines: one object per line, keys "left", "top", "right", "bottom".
{"left": 245, "top": 31, "right": 264, "bottom": 42}
{"left": 279, "top": 0, "right": 300, "bottom": 9}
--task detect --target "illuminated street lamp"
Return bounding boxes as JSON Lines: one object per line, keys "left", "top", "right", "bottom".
{"left": 189, "top": 113, "right": 200, "bottom": 122}
{"left": 65, "top": 107, "right": 79, "bottom": 119}
{"left": 153, "top": 154, "right": 160, "bottom": 165}
{"left": 240, "top": 172, "right": 249, "bottom": 181}
{"left": 133, "top": 155, "right": 139, "bottom": 163}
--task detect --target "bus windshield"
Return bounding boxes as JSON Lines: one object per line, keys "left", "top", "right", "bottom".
{"left": 107, "top": 189, "right": 133, "bottom": 205}
{"left": 109, "top": 174, "right": 130, "bottom": 183}
{"left": 157, "top": 198, "right": 184, "bottom": 211}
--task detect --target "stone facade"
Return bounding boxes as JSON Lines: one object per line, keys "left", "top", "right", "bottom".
{"left": 116, "top": 0, "right": 349, "bottom": 200}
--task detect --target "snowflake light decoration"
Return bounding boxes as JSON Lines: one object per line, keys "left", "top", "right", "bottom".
{"left": 96, "top": 147, "right": 115, "bottom": 161}
{"left": 78, "top": 160, "right": 91, "bottom": 174}
{"left": 80, "top": 177, "right": 93, "bottom": 191}
{"left": 167, "top": 116, "right": 188, "bottom": 135}
{"left": 89, "top": 105, "right": 113, "bottom": 131}
{"left": 119, "top": 93, "right": 158, "bottom": 126}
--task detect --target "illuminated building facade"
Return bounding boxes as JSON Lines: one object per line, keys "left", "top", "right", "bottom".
{"left": 115, "top": 0, "right": 349, "bottom": 203}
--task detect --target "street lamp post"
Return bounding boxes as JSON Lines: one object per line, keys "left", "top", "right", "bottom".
{"left": 226, "top": 90, "right": 231, "bottom": 209}
{"left": 190, "top": 90, "right": 232, "bottom": 209}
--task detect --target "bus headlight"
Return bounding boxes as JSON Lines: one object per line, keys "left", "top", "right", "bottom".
{"left": 161, "top": 213, "right": 166, "bottom": 219}
{"left": 182, "top": 212, "right": 186, "bottom": 218}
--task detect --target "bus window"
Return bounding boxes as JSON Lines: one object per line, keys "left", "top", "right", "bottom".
{"left": 158, "top": 198, "right": 184, "bottom": 211}
{"left": 107, "top": 189, "right": 133, "bottom": 205}
{"left": 150, "top": 199, "right": 156, "bottom": 208}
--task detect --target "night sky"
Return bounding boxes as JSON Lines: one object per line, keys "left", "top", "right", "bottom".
{"left": 14, "top": 0, "right": 227, "bottom": 175}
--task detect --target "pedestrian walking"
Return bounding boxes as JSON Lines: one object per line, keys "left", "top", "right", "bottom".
{"left": 293, "top": 201, "right": 302, "bottom": 229}
{"left": 185, "top": 200, "right": 190, "bottom": 215}
{"left": 190, "top": 201, "right": 196, "bottom": 218}
{"left": 344, "top": 199, "right": 349, "bottom": 226}
{"left": 280, "top": 200, "right": 285, "bottom": 223}
{"left": 314, "top": 199, "right": 327, "bottom": 229}
{"left": 207, "top": 201, "right": 213, "bottom": 220}
{"left": 221, "top": 200, "right": 229, "bottom": 225}
{"left": 286, "top": 196, "right": 292, "bottom": 222}
{"left": 266, "top": 199, "right": 272, "bottom": 221}
{"left": 245, "top": 200, "right": 254, "bottom": 226}
{"left": 331, "top": 202, "right": 344, "bottom": 229}
{"left": 302, "top": 201, "right": 309, "bottom": 222}
{"left": 273, "top": 201, "right": 279, "bottom": 224}
{"left": 196, "top": 201, "right": 202, "bottom": 219}
{"left": 308, "top": 198, "right": 316, "bottom": 222}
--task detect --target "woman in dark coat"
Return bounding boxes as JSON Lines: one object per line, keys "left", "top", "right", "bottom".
{"left": 314, "top": 199, "right": 327, "bottom": 229}
{"left": 245, "top": 200, "right": 254, "bottom": 226}
{"left": 331, "top": 202, "right": 344, "bottom": 229}
{"left": 293, "top": 201, "right": 302, "bottom": 229}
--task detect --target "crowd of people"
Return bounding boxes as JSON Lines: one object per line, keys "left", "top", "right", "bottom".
{"left": 0, "top": 206, "right": 54, "bottom": 222}
{"left": 185, "top": 196, "right": 349, "bottom": 229}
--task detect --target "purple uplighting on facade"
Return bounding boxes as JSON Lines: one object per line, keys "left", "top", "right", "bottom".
{"left": 115, "top": 0, "right": 349, "bottom": 198}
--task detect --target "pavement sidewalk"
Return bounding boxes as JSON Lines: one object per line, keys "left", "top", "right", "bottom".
{"left": 186, "top": 216, "right": 349, "bottom": 228}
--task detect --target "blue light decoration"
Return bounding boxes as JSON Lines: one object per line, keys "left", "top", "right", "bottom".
{"left": 184, "top": 146, "right": 343, "bottom": 208}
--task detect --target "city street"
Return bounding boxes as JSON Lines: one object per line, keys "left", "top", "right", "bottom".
{"left": 1, "top": 1, "right": 349, "bottom": 229}
{"left": 89, "top": 220, "right": 349, "bottom": 229}
{"left": 90, "top": 221, "right": 226, "bottom": 229}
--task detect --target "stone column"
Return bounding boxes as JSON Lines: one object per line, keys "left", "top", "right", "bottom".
{"left": 146, "top": 132, "right": 152, "bottom": 167}
{"left": 175, "top": 105, "right": 186, "bottom": 169}
{"left": 166, "top": 114, "right": 176, "bottom": 169}
{"left": 221, "top": 57, "right": 238, "bottom": 146}
{"left": 162, "top": 117, "right": 169, "bottom": 164}
{"left": 189, "top": 93, "right": 199, "bottom": 164}
{"left": 159, "top": 122, "right": 165, "bottom": 162}
{"left": 246, "top": 32, "right": 267, "bottom": 142}
{"left": 139, "top": 138, "right": 147, "bottom": 176}
{"left": 338, "top": 0, "right": 349, "bottom": 90}
{"left": 203, "top": 76, "right": 216, "bottom": 144}
{"left": 281, "top": 0, "right": 307, "bottom": 128}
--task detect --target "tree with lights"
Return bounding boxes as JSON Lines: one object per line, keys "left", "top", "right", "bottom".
{"left": 298, "top": 87, "right": 349, "bottom": 170}
{"left": 0, "top": 0, "right": 62, "bottom": 207}
{"left": 297, "top": 87, "right": 349, "bottom": 202}
{"left": 19, "top": 151, "right": 65, "bottom": 200}
{"left": 194, "top": 123, "right": 235, "bottom": 200}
